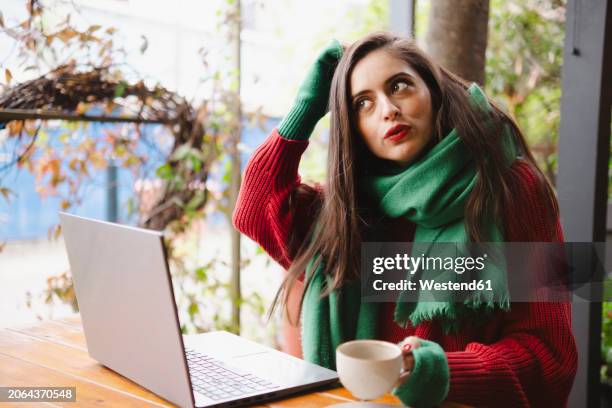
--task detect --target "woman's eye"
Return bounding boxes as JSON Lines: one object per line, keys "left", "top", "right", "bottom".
{"left": 355, "top": 99, "right": 371, "bottom": 111}
{"left": 392, "top": 80, "right": 410, "bottom": 93}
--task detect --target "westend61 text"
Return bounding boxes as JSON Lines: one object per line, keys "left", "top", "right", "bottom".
{"left": 373, "top": 279, "right": 493, "bottom": 292}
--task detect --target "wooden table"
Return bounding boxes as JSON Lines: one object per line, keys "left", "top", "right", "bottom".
{"left": 0, "top": 316, "right": 467, "bottom": 407}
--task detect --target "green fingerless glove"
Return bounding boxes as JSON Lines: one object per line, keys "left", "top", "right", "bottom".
{"left": 278, "top": 39, "right": 344, "bottom": 140}
{"left": 393, "top": 338, "right": 450, "bottom": 407}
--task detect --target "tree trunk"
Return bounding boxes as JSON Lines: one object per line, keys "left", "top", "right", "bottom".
{"left": 425, "top": 0, "right": 490, "bottom": 85}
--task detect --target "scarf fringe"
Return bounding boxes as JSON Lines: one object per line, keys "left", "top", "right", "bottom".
{"left": 395, "top": 292, "right": 512, "bottom": 334}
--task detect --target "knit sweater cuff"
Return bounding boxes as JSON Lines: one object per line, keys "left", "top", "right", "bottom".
{"left": 392, "top": 338, "right": 449, "bottom": 407}
{"left": 251, "top": 129, "right": 309, "bottom": 176}
{"left": 277, "top": 99, "right": 324, "bottom": 140}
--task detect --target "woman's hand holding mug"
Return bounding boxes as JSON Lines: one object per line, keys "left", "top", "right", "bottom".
{"left": 397, "top": 336, "right": 422, "bottom": 386}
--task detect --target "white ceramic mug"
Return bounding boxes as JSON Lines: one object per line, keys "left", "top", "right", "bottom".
{"left": 336, "top": 339, "right": 404, "bottom": 400}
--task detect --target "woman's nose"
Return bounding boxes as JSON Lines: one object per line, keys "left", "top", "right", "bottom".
{"left": 381, "top": 97, "right": 400, "bottom": 121}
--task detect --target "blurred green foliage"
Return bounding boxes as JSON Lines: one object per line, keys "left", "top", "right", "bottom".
{"left": 603, "top": 303, "right": 612, "bottom": 383}
{"left": 486, "top": 0, "right": 566, "bottom": 184}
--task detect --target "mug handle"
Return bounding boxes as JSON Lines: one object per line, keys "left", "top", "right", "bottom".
{"left": 394, "top": 342, "right": 414, "bottom": 387}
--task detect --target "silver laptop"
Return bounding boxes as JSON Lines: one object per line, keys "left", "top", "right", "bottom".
{"left": 59, "top": 213, "right": 338, "bottom": 407}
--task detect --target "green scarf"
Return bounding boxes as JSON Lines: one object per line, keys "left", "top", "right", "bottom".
{"left": 301, "top": 84, "right": 518, "bottom": 369}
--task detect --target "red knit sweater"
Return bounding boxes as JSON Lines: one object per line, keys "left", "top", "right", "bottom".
{"left": 232, "top": 129, "right": 577, "bottom": 407}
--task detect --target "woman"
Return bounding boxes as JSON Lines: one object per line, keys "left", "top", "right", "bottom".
{"left": 233, "top": 32, "right": 576, "bottom": 407}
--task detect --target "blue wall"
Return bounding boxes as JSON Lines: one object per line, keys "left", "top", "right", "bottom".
{"left": 0, "top": 117, "right": 279, "bottom": 240}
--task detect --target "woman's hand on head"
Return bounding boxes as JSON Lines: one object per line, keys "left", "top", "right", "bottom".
{"left": 294, "top": 39, "right": 344, "bottom": 113}
{"left": 278, "top": 39, "right": 345, "bottom": 139}
{"left": 397, "top": 336, "right": 421, "bottom": 385}
{"left": 315, "top": 39, "right": 344, "bottom": 71}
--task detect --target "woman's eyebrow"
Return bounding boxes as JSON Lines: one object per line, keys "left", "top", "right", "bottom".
{"left": 351, "top": 72, "right": 416, "bottom": 101}
{"left": 385, "top": 72, "right": 415, "bottom": 86}
{"left": 351, "top": 89, "right": 369, "bottom": 102}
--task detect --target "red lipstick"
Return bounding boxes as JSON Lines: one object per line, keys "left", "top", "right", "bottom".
{"left": 384, "top": 124, "right": 411, "bottom": 142}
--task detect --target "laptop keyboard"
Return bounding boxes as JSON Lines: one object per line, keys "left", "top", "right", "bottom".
{"left": 185, "top": 348, "right": 280, "bottom": 401}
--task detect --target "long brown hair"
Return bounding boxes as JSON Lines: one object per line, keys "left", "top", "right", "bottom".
{"left": 271, "top": 32, "right": 559, "bottom": 322}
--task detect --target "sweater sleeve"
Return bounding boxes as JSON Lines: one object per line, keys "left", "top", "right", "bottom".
{"left": 232, "top": 128, "right": 321, "bottom": 270}
{"left": 444, "top": 161, "right": 577, "bottom": 408}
